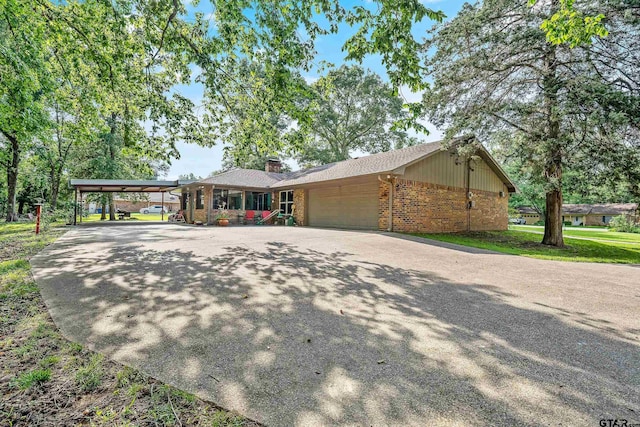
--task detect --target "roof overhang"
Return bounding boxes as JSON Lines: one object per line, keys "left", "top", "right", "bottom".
{"left": 69, "top": 179, "right": 194, "bottom": 193}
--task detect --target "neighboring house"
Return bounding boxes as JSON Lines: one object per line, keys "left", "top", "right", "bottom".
{"left": 178, "top": 139, "right": 518, "bottom": 233}
{"left": 563, "top": 203, "right": 639, "bottom": 226}
{"left": 114, "top": 192, "right": 181, "bottom": 213}
{"left": 516, "top": 203, "right": 639, "bottom": 226}
{"left": 514, "top": 206, "right": 542, "bottom": 224}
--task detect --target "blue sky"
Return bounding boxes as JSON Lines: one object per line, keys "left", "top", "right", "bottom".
{"left": 166, "top": 0, "right": 467, "bottom": 179}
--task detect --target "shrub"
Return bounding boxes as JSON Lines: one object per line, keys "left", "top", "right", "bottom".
{"left": 534, "top": 220, "right": 545, "bottom": 226}
{"left": 609, "top": 215, "right": 638, "bottom": 233}
{"left": 563, "top": 221, "right": 571, "bottom": 226}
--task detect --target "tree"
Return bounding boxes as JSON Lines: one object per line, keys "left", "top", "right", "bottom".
{"left": 530, "top": 0, "right": 608, "bottom": 47}
{"left": 294, "top": 65, "right": 418, "bottom": 168}
{"left": 4, "top": 0, "right": 447, "bottom": 220}
{"left": 0, "top": 1, "right": 51, "bottom": 220}
{"left": 423, "top": 0, "right": 640, "bottom": 246}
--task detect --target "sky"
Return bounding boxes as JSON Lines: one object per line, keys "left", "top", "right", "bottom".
{"left": 165, "top": 0, "right": 467, "bottom": 180}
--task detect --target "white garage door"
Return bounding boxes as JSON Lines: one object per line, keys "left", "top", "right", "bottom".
{"left": 308, "top": 181, "right": 379, "bottom": 229}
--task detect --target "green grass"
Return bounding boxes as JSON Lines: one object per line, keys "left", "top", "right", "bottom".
{"left": 12, "top": 369, "right": 51, "bottom": 389}
{"left": 413, "top": 230, "right": 640, "bottom": 263}
{"left": 75, "top": 353, "right": 105, "bottom": 391}
{"left": 83, "top": 212, "right": 168, "bottom": 222}
{"left": 511, "top": 225, "right": 640, "bottom": 243}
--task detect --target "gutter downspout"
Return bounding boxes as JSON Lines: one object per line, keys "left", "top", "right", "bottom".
{"left": 378, "top": 175, "right": 395, "bottom": 232}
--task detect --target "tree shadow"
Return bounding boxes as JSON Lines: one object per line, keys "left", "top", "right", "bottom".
{"left": 32, "top": 229, "right": 640, "bottom": 426}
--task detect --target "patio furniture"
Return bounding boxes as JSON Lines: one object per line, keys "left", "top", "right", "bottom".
{"left": 256, "top": 210, "right": 281, "bottom": 225}
{"left": 117, "top": 210, "right": 131, "bottom": 220}
{"left": 169, "top": 210, "right": 186, "bottom": 223}
{"left": 245, "top": 210, "right": 256, "bottom": 224}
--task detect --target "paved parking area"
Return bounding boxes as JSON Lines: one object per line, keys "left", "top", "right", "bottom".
{"left": 31, "top": 224, "right": 639, "bottom": 426}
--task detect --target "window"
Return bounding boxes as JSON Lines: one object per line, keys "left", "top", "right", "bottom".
{"left": 245, "top": 192, "right": 270, "bottom": 211}
{"left": 213, "top": 188, "right": 243, "bottom": 210}
{"left": 195, "top": 190, "right": 204, "bottom": 209}
{"left": 279, "top": 190, "right": 294, "bottom": 215}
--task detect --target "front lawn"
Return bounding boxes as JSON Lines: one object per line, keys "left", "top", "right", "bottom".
{"left": 511, "top": 225, "right": 640, "bottom": 244}
{"left": 83, "top": 212, "right": 168, "bottom": 222}
{"left": 0, "top": 221, "right": 256, "bottom": 425}
{"left": 412, "top": 230, "right": 640, "bottom": 264}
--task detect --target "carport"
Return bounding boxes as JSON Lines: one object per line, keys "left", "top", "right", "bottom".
{"left": 68, "top": 179, "right": 192, "bottom": 224}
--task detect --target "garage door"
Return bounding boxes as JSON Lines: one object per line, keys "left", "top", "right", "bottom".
{"left": 308, "top": 181, "right": 379, "bottom": 229}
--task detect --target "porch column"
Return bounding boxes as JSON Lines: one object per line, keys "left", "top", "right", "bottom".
{"left": 74, "top": 188, "right": 78, "bottom": 225}
{"left": 207, "top": 185, "right": 214, "bottom": 225}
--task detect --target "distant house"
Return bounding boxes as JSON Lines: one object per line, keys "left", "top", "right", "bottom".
{"left": 563, "top": 203, "right": 639, "bottom": 226}
{"left": 516, "top": 203, "right": 639, "bottom": 226}
{"left": 114, "top": 192, "right": 181, "bottom": 213}
{"left": 177, "top": 139, "right": 518, "bottom": 233}
{"left": 515, "top": 206, "right": 541, "bottom": 224}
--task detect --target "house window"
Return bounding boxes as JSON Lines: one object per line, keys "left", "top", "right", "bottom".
{"left": 195, "top": 190, "right": 204, "bottom": 209}
{"left": 245, "top": 192, "right": 270, "bottom": 211}
{"left": 279, "top": 190, "right": 294, "bottom": 215}
{"left": 213, "top": 189, "right": 227, "bottom": 209}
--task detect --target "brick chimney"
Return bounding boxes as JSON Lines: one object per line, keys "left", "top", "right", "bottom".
{"left": 265, "top": 158, "right": 282, "bottom": 173}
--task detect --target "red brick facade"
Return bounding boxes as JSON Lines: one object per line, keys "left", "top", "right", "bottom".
{"left": 379, "top": 179, "right": 508, "bottom": 233}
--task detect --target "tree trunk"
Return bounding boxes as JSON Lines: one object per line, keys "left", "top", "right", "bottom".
{"left": 108, "top": 193, "right": 116, "bottom": 221}
{"left": 101, "top": 200, "right": 106, "bottom": 220}
{"left": 50, "top": 168, "right": 60, "bottom": 211}
{"left": 541, "top": 12, "right": 564, "bottom": 247}
{"left": 4, "top": 132, "right": 20, "bottom": 222}
{"left": 542, "top": 186, "right": 564, "bottom": 246}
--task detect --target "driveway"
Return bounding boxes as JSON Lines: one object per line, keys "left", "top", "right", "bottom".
{"left": 31, "top": 224, "right": 639, "bottom": 426}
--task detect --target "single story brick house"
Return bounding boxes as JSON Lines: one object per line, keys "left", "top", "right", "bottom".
{"left": 177, "top": 139, "right": 517, "bottom": 233}
{"left": 516, "top": 203, "right": 639, "bottom": 226}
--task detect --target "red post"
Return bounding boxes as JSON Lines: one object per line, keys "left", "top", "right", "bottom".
{"left": 35, "top": 204, "right": 42, "bottom": 235}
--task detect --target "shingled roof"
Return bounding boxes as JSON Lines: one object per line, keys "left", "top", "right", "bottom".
{"left": 198, "top": 169, "right": 284, "bottom": 189}
{"left": 192, "top": 139, "right": 517, "bottom": 192}
{"left": 563, "top": 203, "right": 638, "bottom": 215}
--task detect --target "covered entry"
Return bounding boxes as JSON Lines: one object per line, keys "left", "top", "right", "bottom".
{"left": 308, "top": 181, "right": 379, "bottom": 229}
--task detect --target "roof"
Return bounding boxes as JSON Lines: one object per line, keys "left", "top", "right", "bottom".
{"left": 516, "top": 203, "right": 639, "bottom": 216}
{"left": 69, "top": 179, "right": 193, "bottom": 193}
{"left": 564, "top": 203, "right": 638, "bottom": 215}
{"left": 273, "top": 142, "right": 444, "bottom": 188}
{"left": 190, "top": 139, "right": 518, "bottom": 192}
{"left": 197, "top": 169, "right": 284, "bottom": 189}
{"left": 516, "top": 206, "right": 539, "bottom": 214}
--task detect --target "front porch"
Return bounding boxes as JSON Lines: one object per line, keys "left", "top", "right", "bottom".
{"left": 179, "top": 183, "right": 299, "bottom": 226}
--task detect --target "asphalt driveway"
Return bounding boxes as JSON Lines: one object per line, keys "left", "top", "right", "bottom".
{"left": 31, "top": 224, "right": 639, "bottom": 426}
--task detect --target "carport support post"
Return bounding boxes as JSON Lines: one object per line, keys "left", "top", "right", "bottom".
{"left": 74, "top": 188, "right": 78, "bottom": 225}
{"left": 161, "top": 192, "right": 164, "bottom": 222}
{"left": 79, "top": 192, "right": 83, "bottom": 224}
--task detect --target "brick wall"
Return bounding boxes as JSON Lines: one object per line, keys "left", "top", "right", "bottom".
{"left": 185, "top": 189, "right": 210, "bottom": 224}
{"left": 379, "top": 179, "right": 507, "bottom": 233}
{"left": 293, "top": 189, "right": 306, "bottom": 225}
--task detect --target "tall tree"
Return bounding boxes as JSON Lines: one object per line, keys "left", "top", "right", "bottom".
{"left": 423, "top": 0, "right": 640, "bottom": 246}
{"left": 0, "top": 1, "right": 51, "bottom": 220}
{"left": 295, "top": 65, "right": 418, "bottom": 168}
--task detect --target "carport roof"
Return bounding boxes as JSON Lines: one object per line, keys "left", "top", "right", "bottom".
{"left": 69, "top": 179, "right": 193, "bottom": 193}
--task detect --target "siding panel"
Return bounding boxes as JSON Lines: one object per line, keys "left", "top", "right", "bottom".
{"left": 403, "top": 151, "right": 506, "bottom": 193}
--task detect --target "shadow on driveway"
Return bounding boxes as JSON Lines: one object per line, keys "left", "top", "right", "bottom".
{"left": 32, "top": 227, "right": 639, "bottom": 426}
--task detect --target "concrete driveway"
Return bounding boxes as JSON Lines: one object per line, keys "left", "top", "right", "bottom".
{"left": 31, "top": 224, "right": 639, "bottom": 426}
